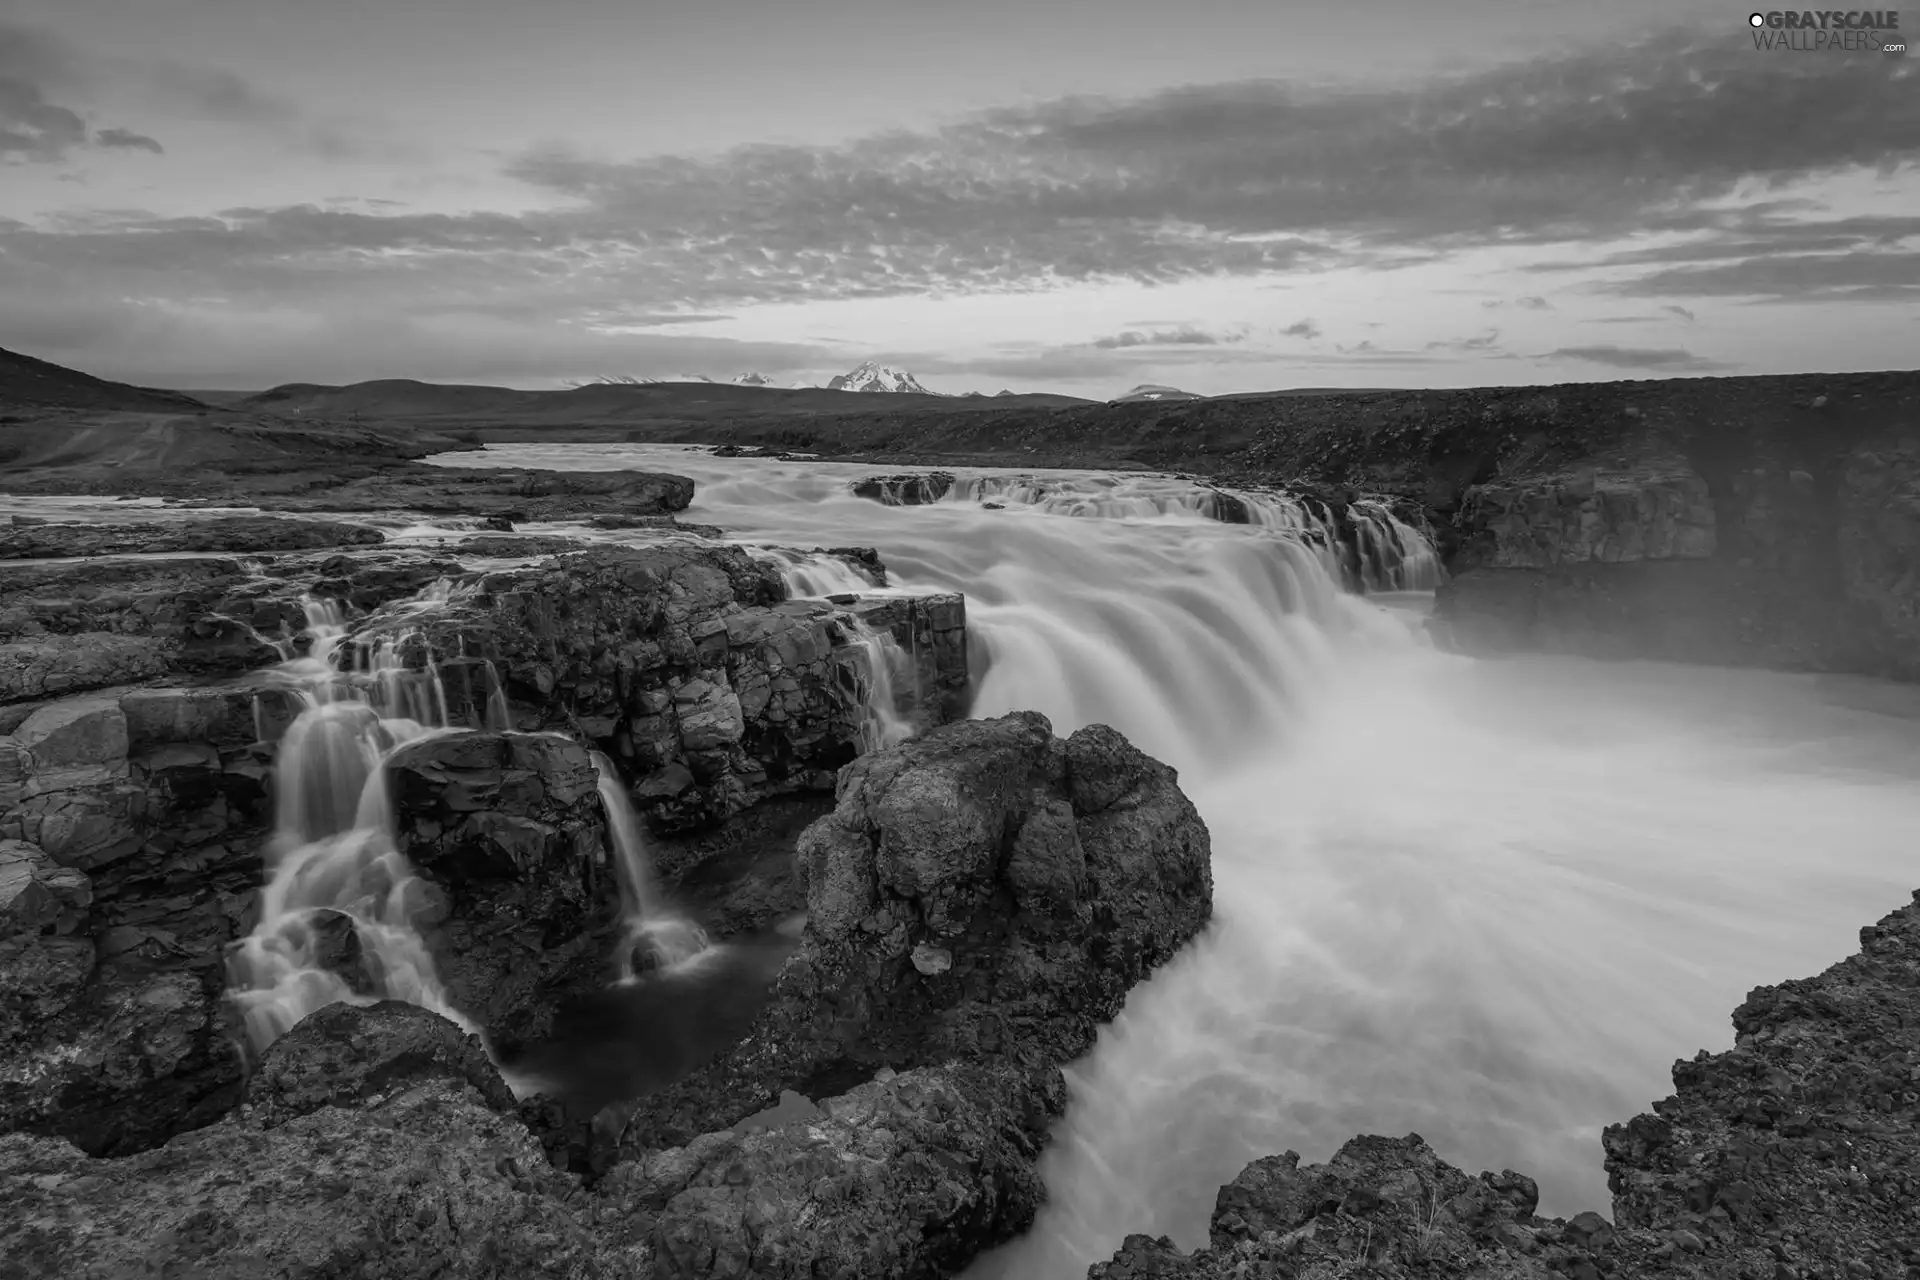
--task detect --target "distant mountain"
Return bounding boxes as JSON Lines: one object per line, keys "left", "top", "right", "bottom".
{"left": 730, "top": 372, "right": 780, "bottom": 387}
{"left": 0, "top": 345, "right": 209, "bottom": 414}
{"left": 827, "top": 362, "right": 937, "bottom": 395}
{"left": 1111, "top": 383, "right": 1206, "bottom": 403}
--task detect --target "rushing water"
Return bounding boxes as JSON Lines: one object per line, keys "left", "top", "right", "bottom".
{"left": 427, "top": 444, "right": 1920, "bottom": 1270}
{"left": 226, "top": 598, "right": 477, "bottom": 1055}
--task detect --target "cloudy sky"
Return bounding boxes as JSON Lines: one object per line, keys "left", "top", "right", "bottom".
{"left": 2, "top": 0, "right": 1915, "bottom": 396}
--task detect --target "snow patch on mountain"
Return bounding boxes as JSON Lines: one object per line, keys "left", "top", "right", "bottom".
{"left": 826, "top": 362, "right": 939, "bottom": 395}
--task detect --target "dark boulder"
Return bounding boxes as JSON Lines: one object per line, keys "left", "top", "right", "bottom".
{"left": 604, "top": 712, "right": 1212, "bottom": 1275}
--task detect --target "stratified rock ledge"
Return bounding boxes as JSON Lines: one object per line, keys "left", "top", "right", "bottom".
{"left": 1092, "top": 888, "right": 1920, "bottom": 1280}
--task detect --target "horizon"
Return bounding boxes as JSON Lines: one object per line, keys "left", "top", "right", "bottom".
{"left": 2, "top": 0, "right": 1915, "bottom": 398}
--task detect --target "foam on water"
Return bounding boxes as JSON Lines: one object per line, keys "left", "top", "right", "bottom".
{"left": 429, "top": 443, "right": 1920, "bottom": 1270}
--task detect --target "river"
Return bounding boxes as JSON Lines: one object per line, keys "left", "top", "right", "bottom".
{"left": 433, "top": 442, "right": 1920, "bottom": 1276}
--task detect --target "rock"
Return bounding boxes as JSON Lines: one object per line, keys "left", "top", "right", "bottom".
{"left": 454, "top": 534, "right": 591, "bottom": 558}
{"left": 1091, "top": 1134, "right": 1561, "bottom": 1279}
{"left": 386, "top": 731, "right": 611, "bottom": 1043}
{"left": 850, "top": 472, "right": 957, "bottom": 505}
{"left": 1456, "top": 466, "right": 1717, "bottom": 570}
{"left": 0, "top": 1061, "right": 614, "bottom": 1279}
{"left": 611, "top": 713, "right": 1211, "bottom": 1272}
{"left": 0, "top": 515, "right": 384, "bottom": 560}
{"left": 244, "top": 999, "right": 518, "bottom": 1127}
{"left": 0, "top": 840, "right": 94, "bottom": 1038}
{"left": 602, "top": 1063, "right": 1049, "bottom": 1280}
{"left": 390, "top": 545, "right": 968, "bottom": 831}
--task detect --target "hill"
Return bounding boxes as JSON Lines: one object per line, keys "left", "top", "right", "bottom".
{"left": 235, "top": 378, "right": 1093, "bottom": 425}
{"left": 0, "top": 346, "right": 211, "bottom": 415}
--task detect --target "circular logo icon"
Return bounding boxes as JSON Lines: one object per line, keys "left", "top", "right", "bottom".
{"left": 1748, "top": 12, "right": 1765, "bottom": 26}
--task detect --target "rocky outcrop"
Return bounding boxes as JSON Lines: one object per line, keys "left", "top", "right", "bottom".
{"left": 0, "top": 550, "right": 464, "bottom": 702}
{"left": 385, "top": 731, "right": 615, "bottom": 1043}
{"left": 1091, "top": 888, "right": 1920, "bottom": 1280}
{"left": 0, "top": 515, "right": 384, "bottom": 560}
{"left": 602, "top": 712, "right": 1212, "bottom": 1274}
{"left": 0, "top": 1001, "right": 618, "bottom": 1279}
{"left": 397, "top": 544, "right": 969, "bottom": 831}
{"left": 1418, "top": 381, "right": 1920, "bottom": 679}
{"left": 0, "top": 683, "right": 298, "bottom": 1155}
{"left": 851, "top": 472, "right": 957, "bottom": 505}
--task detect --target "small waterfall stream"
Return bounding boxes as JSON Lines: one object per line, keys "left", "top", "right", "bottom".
{"left": 591, "top": 751, "right": 712, "bottom": 978}
{"left": 226, "top": 598, "right": 474, "bottom": 1056}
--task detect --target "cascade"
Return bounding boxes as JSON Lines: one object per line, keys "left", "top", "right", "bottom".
{"left": 445, "top": 442, "right": 1920, "bottom": 1277}
{"left": 225, "top": 596, "right": 473, "bottom": 1057}
{"left": 590, "top": 751, "right": 712, "bottom": 978}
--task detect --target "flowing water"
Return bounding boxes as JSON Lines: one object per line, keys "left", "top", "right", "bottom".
{"left": 393, "top": 445, "right": 1918, "bottom": 1270}
{"left": 226, "top": 597, "right": 478, "bottom": 1054}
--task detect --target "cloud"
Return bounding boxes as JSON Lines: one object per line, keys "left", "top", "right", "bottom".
{"left": 1604, "top": 250, "right": 1920, "bottom": 302}
{"left": 1662, "top": 304, "right": 1695, "bottom": 322}
{"left": 1481, "top": 295, "right": 1553, "bottom": 311}
{"left": 1091, "top": 325, "right": 1234, "bottom": 349}
{"left": 1545, "top": 344, "right": 1729, "bottom": 371}
{"left": 94, "top": 126, "right": 163, "bottom": 154}
{"left": 8, "top": 23, "right": 1917, "bottom": 381}
{"left": 1425, "top": 329, "right": 1503, "bottom": 353}
{"left": 1281, "top": 318, "right": 1321, "bottom": 339}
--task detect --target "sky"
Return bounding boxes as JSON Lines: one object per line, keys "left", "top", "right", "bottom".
{"left": 1, "top": 0, "right": 1915, "bottom": 397}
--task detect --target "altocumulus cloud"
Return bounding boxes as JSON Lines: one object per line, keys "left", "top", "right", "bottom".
{"left": 1092, "top": 326, "right": 1234, "bottom": 349}
{"left": 0, "top": 22, "right": 165, "bottom": 161}
{"left": 1547, "top": 345, "right": 1729, "bottom": 371}
{"left": 3, "top": 26, "right": 1916, "bottom": 379}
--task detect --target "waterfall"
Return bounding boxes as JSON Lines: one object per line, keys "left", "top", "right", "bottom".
{"left": 590, "top": 751, "right": 711, "bottom": 978}
{"left": 225, "top": 597, "right": 473, "bottom": 1057}
{"left": 845, "top": 618, "right": 917, "bottom": 752}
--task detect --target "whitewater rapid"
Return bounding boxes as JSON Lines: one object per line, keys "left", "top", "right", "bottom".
{"left": 433, "top": 443, "right": 1920, "bottom": 1275}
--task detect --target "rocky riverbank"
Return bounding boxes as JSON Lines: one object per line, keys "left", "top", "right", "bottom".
{"left": 1, "top": 709, "right": 1213, "bottom": 1279}
{"left": 1091, "top": 888, "right": 1920, "bottom": 1280}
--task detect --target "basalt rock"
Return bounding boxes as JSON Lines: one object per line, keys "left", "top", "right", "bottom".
{"left": 600, "top": 1062, "right": 1053, "bottom": 1280}
{"left": 606, "top": 712, "right": 1212, "bottom": 1274}
{"left": 0, "top": 515, "right": 384, "bottom": 560}
{"left": 0, "top": 550, "right": 459, "bottom": 701}
{"left": 0, "top": 683, "right": 299, "bottom": 1155}
{"left": 243, "top": 999, "right": 517, "bottom": 1128}
{"left": 1428, "top": 387, "right": 1920, "bottom": 680}
{"left": 395, "top": 544, "right": 969, "bottom": 832}
{"left": 1093, "top": 889, "right": 1920, "bottom": 1280}
{"left": 385, "top": 730, "right": 614, "bottom": 1043}
{"left": 0, "top": 1003, "right": 618, "bottom": 1280}
{"left": 850, "top": 472, "right": 957, "bottom": 505}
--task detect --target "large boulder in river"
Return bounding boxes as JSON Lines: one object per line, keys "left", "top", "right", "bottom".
{"left": 0, "top": 1002, "right": 620, "bottom": 1279}
{"left": 602, "top": 711, "right": 1212, "bottom": 1275}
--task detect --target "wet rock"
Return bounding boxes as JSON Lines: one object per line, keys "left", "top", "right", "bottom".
{"left": 386, "top": 731, "right": 611, "bottom": 1043}
{"left": 0, "top": 515, "right": 384, "bottom": 560}
{"left": 454, "top": 533, "right": 591, "bottom": 558}
{"left": 396, "top": 544, "right": 968, "bottom": 832}
{"left": 244, "top": 999, "right": 517, "bottom": 1127}
{"left": 1456, "top": 466, "right": 1717, "bottom": 570}
{"left": 601, "top": 1063, "right": 1049, "bottom": 1280}
{"left": 611, "top": 712, "right": 1212, "bottom": 1270}
{"left": 850, "top": 472, "right": 956, "bottom": 505}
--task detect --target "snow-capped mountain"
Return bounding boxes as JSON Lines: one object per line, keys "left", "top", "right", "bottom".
{"left": 826, "top": 362, "right": 939, "bottom": 395}
{"left": 731, "top": 372, "right": 779, "bottom": 387}
{"left": 1111, "top": 383, "right": 1204, "bottom": 402}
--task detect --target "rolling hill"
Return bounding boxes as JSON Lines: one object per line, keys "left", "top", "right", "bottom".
{"left": 234, "top": 377, "right": 1094, "bottom": 425}
{"left": 0, "top": 347, "right": 212, "bottom": 415}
